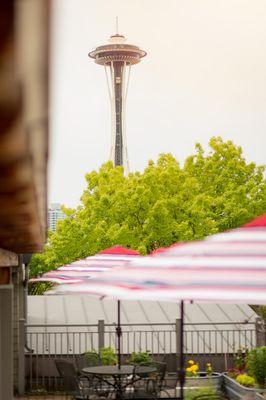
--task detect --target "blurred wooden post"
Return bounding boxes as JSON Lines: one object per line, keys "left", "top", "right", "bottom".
{"left": 255, "top": 317, "right": 266, "bottom": 347}
{"left": 176, "top": 318, "right": 181, "bottom": 368}
{"left": 0, "top": 287, "right": 13, "bottom": 400}
{"left": 98, "top": 319, "right": 105, "bottom": 352}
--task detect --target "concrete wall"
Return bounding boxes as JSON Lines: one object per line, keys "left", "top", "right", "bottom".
{"left": 0, "top": 288, "right": 14, "bottom": 399}
{"left": 12, "top": 261, "right": 25, "bottom": 393}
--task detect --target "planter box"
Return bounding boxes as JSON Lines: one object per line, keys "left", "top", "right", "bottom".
{"left": 185, "top": 372, "right": 222, "bottom": 389}
{"left": 223, "top": 373, "right": 266, "bottom": 400}
{"left": 174, "top": 372, "right": 222, "bottom": 397}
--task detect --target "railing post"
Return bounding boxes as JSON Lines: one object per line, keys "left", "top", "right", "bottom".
{"left": 176, "top": 318, "right": 181, "bottom": 369}
{"left": 98, "top": 319, "right": 105, "bottom": 352}
{"left": 18, "top": 318, "right": 25, "bottom": 395}
{"left": 255, "top": 317, "right": 266, "bottom": 347}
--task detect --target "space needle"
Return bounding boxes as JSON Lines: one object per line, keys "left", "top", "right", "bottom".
{"left": 89, "top": 24, "right": 146, "bottom": 173}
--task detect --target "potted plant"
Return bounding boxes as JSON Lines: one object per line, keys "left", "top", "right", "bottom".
{"left": 83, "top": 349, "right": 101, "bottom": 365}
{"left": 184, "top": 360, "right": 222, "bottom": 390}
{"left": 184, "top": 386, "right": 218, "bottom": 400}
{"left": 99, "top": 346, "right": 118, "bottom": 366}
{"left": 223, "top": 347, "right": 266, "bottom": 400}
{"left": 75, "top": 349, "right": 101, "bottom": 373}
{"left": 175, "top": 359, "right": 221, "bottom": 398}
{"left": 247, "top": 347, "right": 266, "bottom": 389}
{"left": 127, "top": 351, "right": 153, "bottom": 365}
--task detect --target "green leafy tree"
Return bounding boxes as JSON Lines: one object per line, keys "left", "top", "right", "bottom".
{"left": 247, "top": 347, "right": 266, "bottom": 388}
{"left": 28, "top": 137, "right": 266, "bottom": 294}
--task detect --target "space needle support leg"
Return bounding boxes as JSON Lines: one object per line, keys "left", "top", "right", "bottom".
{"left": 121, "top": 61, "right": 129, "bottom": 174}
{"left": 109, "top": 61, "right": 116, "bottom": 163}
{"left": 104, "top": 65, "right": 113, "bottom": 102}
{"left": 125, "top": 65, "right": 131, "bottom": 101}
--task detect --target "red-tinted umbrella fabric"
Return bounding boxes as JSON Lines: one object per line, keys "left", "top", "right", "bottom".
{"left": 244, "top": 214, "right": 266, "bottom": 227}
{"left": 99, "top": 246, "right": 140, "bottom": 255}
{"left": 30, "top": 246, "right": 140, "bottom": 284}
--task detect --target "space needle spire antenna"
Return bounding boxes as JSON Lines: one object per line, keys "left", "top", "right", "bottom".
{"left": 116, "top": 16, "right": 119, "bottom": 34}
{"left": 89, "top": 24, "right": 147, "bottom": 174}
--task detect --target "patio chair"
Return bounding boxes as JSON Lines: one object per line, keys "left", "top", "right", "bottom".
{"left": 161, "top": 372, "right": 178, "bottom": 398}
{"left": 75, "top": 352, "right": 101, "bottom": 374}
{"left": 129, "top": 361, "right": 167, "bottom": 399}
{"left": 55, "top": 358, "right": 95, "bottom": 399}
{"left": 75, "top": 352, "right": 113, "bottom": 397}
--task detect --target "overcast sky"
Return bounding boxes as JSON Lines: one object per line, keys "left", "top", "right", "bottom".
{"left": 49, "top": 0, "right": 266, "bottom": 208}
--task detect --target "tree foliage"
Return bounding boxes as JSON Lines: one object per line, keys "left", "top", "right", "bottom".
{"left": 29, "top": 137, "right": 266, "bottom": 286}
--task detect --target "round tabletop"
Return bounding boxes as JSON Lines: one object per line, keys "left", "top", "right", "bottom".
{"left": 82, "top": 365, "right": 155, "bottom": 376}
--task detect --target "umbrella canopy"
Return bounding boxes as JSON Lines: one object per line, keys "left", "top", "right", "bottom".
{"left": 48, "top": 214, "right": 266, "bottom": 304}
{"left": 30, "top": 246, "right": 140, "bottom": 284}
{"left": 41, "top": 216, "right": 266, "bottom": 400}
{"left": 30, "top": 246, "right": 141, "bottom": 370}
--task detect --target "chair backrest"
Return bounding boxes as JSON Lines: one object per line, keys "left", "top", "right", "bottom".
{"left": 135, "top": 361, "right": 167, "bottom": 395}
{"left": 164, "top": 372, "right": 178, "bottom": 389}
{"left": 75, "top": 352, "right": 101, "bottom": 374}
{"left": 55, "top": 359, "right": 79, "bottom": 393}
{"left": 153, "top": 361, "right": 167, "bottom": 388}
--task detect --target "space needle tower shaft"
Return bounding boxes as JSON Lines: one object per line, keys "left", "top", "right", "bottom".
{"left": 89, "top": 28, "right": 146, "bottom": 173}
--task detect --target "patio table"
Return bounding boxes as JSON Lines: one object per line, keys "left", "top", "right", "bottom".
{"left": 82, "top": 365, "right": 156, "bottom": 399}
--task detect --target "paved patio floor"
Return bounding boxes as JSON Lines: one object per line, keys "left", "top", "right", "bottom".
{"left": 15, "top": 396, "right": 72, "bottom": 400}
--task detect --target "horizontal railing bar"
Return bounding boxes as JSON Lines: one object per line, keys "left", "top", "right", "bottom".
{"left": 26, "top": 324, "right": 99, "bottom": 328}
{"left": 26, "top": 321, "right": 255, "bottom": 328}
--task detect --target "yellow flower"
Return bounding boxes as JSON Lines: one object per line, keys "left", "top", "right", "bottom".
{"left": 206, "top": 362, "right": 212, "bottom": 375}
{"left": 186, "top": 361, "right": 199, "bottom": 377}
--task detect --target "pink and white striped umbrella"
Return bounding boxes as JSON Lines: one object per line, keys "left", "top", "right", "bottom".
{"left": 48, "top": 215, "right": 266, "bottom": 305}
{"left": 30, "top": 246, "right": 140, "bottom": 284}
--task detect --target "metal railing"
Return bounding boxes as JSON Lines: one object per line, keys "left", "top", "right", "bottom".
{"left": 22, "top": 319, "right": 260, "bottom": 393}
{"left": 26, "top": 320, "right": 257, "bottom": 355}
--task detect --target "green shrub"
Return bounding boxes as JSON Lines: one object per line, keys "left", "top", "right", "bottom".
{"left": 83, "top": 349, "right": 100, "bottom": 365}
{"left": 236, "top": 374, "right": 255, "bottom": 387}
{"left": 247, "top": 346, "right": 266, "bottom": 388}
{"left": 99, "top": 347, "right": 118, "bottom": 366}
{"left": 127, "top": 351, "right": 153, "bottom": 365}
{"left": 233, "top": 348, "right": 249, "bottom": 371}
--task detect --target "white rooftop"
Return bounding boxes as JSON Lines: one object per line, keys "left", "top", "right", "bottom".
{"left": 27, "top": 296, "right": 257, "bottom": 355}
{"left": 28, "top": 296, "right": 256, "bottom": 326}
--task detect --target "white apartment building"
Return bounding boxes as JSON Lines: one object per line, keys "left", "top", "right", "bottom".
{"left": 48, "top": 203, "right": 66, "bottom": 231}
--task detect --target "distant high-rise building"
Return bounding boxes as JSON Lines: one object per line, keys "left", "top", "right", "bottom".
{"left": 89, "top": 29, "right": 146, "bottom": 173}
{"left": 48, "top": 203, "right": 66, "bottom": 231}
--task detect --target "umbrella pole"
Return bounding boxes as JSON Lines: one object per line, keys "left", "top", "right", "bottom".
{"left": 179, "top": 300, "right": 185, "bottom": 400}
{"left": 116, "top": 300, "right": 122, "bottom": 369}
